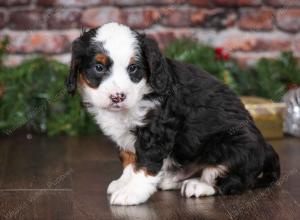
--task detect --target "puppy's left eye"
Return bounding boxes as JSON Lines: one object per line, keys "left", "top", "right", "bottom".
{"left": 95, "top": 64, "right": 104, "bottom": 72}
{"left": 128, "top": 64, "right": 137, "bottom": 73}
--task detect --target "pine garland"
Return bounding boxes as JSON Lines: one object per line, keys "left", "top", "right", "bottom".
{"left": 164, "top": 38, "right": 300, "bottom": 101}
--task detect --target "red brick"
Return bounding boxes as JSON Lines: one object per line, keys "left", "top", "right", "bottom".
{"left": 112, "top": 0, "right": 183, "bottom": 6}
{"left": 188, "top": 0, "right": 214, "bottom": 7}
{"left": 239, "top": 9, "right": 274, "bottom": 31}
{"left": 9, "top": 9, "right": 45, "bottom": 30}
{"left": 191, "top": 9, "right": 237, "bottom": 29}
{"left": 276, "top": 9, "right": 300, "bottom": 33}
{"left": 122, "top": 8, "right": 160, "bottom": 29}
{"left": 214, "top": 0, "right": 262, "bottom": 6}
{"left": 160, "top": 8, "right": 195, "bottom": 27}
{"left": 3, "top": 31, "right": 77, "bottom": 54}
{"left": 0, "top": 0, "right": 30, "bottom": 6}
{"left": 265, "top": 0, "right": 300, "bottom": 7}
{"left": 190, "top": 10, "right": 206, "bottom": 25}
{"left": 37, "top": 0, "right": 52, "bottom": 6}
{"left": 81, "top": 7, "right": 122, "bottom": 28}
{"left": 147, "top": 29, "right": 194, "bottom": 49}
{"left": 162, "top": 8, "right": 236, "bottom": 29}
{"left": 148, "top": 31, "right": 177, "bottom": 49}
{"left": 37, "top": 0, "right": 109, "bottom": 7}
{"left": 4, "top": 53, "right": 72, "bottom": 66}
{"left": 2, "top": 54, "right": 71, "bottom": 66}
{"left": 215, "top": 32, "right": 291, "bottom": 52}
{"left": 0, "top": 11, "right": 6, "bottom": 29}
{"left": 294, "top": 37, "right": 300, "bottom": 52}
{"left": 47, "top": 9, "right": 82, "bottom": 29}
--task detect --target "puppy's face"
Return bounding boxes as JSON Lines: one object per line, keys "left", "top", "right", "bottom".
{"left": 66, "top": 23, "right": 171, "bottom": 111}
{"left": 69, "top": 23, "right": 150, "bottom": 111}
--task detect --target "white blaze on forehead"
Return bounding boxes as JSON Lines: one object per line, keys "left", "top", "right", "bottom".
{"left": 94, "top": 23, "right": 139, "bottom": 66}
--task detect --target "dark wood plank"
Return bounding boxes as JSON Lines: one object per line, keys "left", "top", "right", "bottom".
{"left": 0, "top": 191, "right": 73, "bottom": 220}
{"left": 219, "top": 188, "right": 300, "bottom": 220}
{"left": 0, "top": 137, "right": 10, "bottom": 187}
{"left": 66, "top": 135, "right": 118, "bottom": 163}
{"left": 271, "top": 138, "right": 300, "bottom": 206}
{"left": 0, "top": 136, "right": 72, "bottom": 189}
{"left": 72, "top": 161, "right": 121, "bottom": 220}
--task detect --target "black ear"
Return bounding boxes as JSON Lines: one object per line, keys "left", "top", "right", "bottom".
{"left": 65, "top": 38, "right": 83, "bottom": 95}
{"left": 140, "top": 35, "right": 172, "bottom": 95}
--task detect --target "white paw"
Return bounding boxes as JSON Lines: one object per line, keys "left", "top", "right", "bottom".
{"left": 110, "top": 171, "right": 159, "bottom": 206}
{"left": 107, "top": 179, "right": 127, "bottom": 194}
{"left": 110, "top": 184, "right": 154, "bottom": 205}
{"left": 107, "top": 165, "right": 134, "bottom": 194}
{"left": 181, "top": 179, "right": 215, "bottom": 198}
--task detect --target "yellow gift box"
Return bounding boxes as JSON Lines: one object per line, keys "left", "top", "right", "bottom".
{"left": 241, "top": 97, "right": 286, "bottom": 139}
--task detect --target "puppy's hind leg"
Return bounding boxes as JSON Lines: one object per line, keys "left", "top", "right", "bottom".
{"left": 158, "top": 157, "right": 183, "bottom": 191}
{"left": 216, "top": 175, "right": 245, "bottom": 195}
{"left": 181, "top": 165, "right": 227, "bottom": 198}
{"left": 158, "top": 171, "right": 183, "bottom": 191}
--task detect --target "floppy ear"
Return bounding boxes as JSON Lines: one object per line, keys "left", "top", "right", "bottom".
{"left": 140, "top": 35, "right": 172, "bottom": 95}
{"left": 65, "top": 38, "right": 83, "bottom": 95}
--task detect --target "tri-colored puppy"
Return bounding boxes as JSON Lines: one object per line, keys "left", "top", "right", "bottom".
{"left": 66, "top": 22, "right": 280, "bottom": 205}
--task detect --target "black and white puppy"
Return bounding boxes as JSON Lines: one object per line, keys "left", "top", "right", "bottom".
{"left": 66, "top": 22, "right": 280, "bottom": 205}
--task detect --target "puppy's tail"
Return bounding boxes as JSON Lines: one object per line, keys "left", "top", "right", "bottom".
{"left": 254, "top": 143, "right": 280, "bottom": 188}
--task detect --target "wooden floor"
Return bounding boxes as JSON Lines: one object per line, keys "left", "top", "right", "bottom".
{"left": 0, "top": 134, "right": 300, "bottom": 220}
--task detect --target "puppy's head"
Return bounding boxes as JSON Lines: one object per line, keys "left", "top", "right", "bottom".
{"left": 66, "top": 22, "right": 171, "bottom": 111}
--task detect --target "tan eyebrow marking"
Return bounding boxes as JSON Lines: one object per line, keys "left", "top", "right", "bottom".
{"left": 95, "top": 54, "right": 109, "bottom": 65}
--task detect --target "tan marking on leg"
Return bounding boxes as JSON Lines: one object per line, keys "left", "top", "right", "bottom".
{"left": 119, "top": 150, "right": 136, "bottom": 168}
{"left": 119, "top": 150, "right": 156, "bottom": 176}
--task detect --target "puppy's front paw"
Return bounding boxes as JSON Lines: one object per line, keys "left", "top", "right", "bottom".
{"left": 107, "top": 179, "right": 126, "bottom": 194}
{"left": 110, "top": 185, "right": 153, "bottom": 205}
{"left": 110, "top": 171, "right": 159, "bottom": 205}
{"left": 181, "top": 179, "right": 215, "bottom": 198}
{"left": 107, "top": 165, "right": 134, "bottom": 194}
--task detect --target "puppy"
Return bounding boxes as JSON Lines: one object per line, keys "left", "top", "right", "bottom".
{"left": 66, "top": 22, "right": 280, "bottom": 205}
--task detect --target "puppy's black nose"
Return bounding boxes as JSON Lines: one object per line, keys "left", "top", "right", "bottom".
{"left": 110, "top": 92, "right": 126, "bottom": 104}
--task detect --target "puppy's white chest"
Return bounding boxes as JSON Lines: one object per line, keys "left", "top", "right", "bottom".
{"left": 98, "top": 112, "right": 137, "bottom": 152}
{"left": 91, "top": 101, "right": 157, "bottom": 153}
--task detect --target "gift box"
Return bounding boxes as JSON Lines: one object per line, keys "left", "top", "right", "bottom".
{"left": 283, "top": 88, "right": 300, "bottom": 138}
{"left": 241, "top": 96, "right": 286, "bottom": 139}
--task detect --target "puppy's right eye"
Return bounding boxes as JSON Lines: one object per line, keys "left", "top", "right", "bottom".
{"left": 95, "top": 64, "right": 104, "bottom": 72}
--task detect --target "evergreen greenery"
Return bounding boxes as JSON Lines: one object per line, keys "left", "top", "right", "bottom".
{"left": 0, "top": 54, "right": 98, "bottom": 136}
{"left": 164, "top": 38, "right": 300, "bottom": 101}
{"left": 164, "top": 38, "right": 250, "bottom": 94}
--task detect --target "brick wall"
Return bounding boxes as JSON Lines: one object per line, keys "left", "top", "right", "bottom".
{"left": 0, "top": 0, "right": 299, "bottom": 66}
